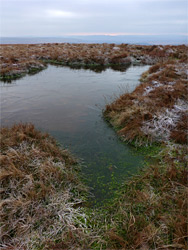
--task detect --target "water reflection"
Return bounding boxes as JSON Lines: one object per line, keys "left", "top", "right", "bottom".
{"left": 0, "top": 64, "right": 150, "bottom": 204}
{"left": 48, "top": 63, "right": 131, "bottom": 74}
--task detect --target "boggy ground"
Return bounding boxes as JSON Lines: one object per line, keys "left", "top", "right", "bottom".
{"left": 0, "top": 43, "right": 188, "bottom": 249}
{"left": 0, "top": 43, "right": 130, "bottom": 80}
{"left": 103, "top": 45, "right": 188, "bottom": 249}
{"left": 1, "top": 125, "right": 187, "bottom": 250}
{"left": 104, "top": 58, "right": 188, "bottom": 145}
{"left": 0, "top": 43, "right": 187, "bottom": 80}
{"left": 0, "top": 124, "right": 96, "bottom": 250}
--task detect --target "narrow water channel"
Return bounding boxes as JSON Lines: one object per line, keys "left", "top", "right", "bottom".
{"left": 0, "top": 64, "right": 150, "bottom": 204}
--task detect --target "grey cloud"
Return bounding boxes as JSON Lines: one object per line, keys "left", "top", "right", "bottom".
{"left": 1, "top": 0, "right": 187, "bottom": 37}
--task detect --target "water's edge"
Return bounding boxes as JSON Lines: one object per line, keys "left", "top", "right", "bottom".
{"left": 1, "top": 64, "right": 150, "bottom": 204}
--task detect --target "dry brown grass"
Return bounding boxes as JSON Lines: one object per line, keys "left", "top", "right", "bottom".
{"left": 0, "top": 124, "right": 93, "bottom": 250}
{"left": 1, "top": 43, "right": 187, "bottom": 80}
{"left": 0, "top": 43, "right": 132, "bottom": 79}
{"left": 102, "top": 45, "right": 188, "bottom": 249}
{"left": 105, "top": 143, "right": 188, "bottom": 250}
{"left": 170, "top": 113, "right": 188, "bottom": 144}
{"left": 148, "top": 63, "right": 161, "bottom": 74}
{"left": 126, "top": 44, "right": 188, "bottom": 64}
{"left": 104, "top": 49, "right": 188, "bottom": 144}
{"left": 1, "top": 43, "right": 188, "bottom": 249}
{"left": 1, "top": 124, "right": 186, "bottom": 249}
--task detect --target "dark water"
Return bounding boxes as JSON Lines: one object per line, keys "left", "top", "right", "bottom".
{"left": 0, "top": 65, "right": 149, "bottom": 203}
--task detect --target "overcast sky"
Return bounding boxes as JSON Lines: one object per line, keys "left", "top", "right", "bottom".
{"left": 0, "top": 0, "right": 187, "bottom": 37}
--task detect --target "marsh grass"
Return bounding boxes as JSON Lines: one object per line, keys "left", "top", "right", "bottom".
{"left": 102, "top": 141, "right": 188, "bottom": 249}
{"left": 104, "top": 55, "right": 188, "bottom": 145}
{"left": 1, "top": 43, "right": 188, "bottom": 249}
{"left": 0, "top": 43, "right": 132, "bottom": 80}
{"left": 1, "top": 44, "right": 187, "bottom": 81}
{"left": 102, "top": 45, "right": 188, "bottom": 249}
{"left": 1, "top": 124, "right": 187, "bottom": 249}
{"left": 0, "top": 124, "right": 97, "bottom": 250}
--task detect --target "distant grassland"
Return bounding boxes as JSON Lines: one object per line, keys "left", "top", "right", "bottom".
{"left": 1, "top": 43, "right": 187, "bottom": 80}
{"left": 0, "top": 43, "right": 187, "bottom": 249}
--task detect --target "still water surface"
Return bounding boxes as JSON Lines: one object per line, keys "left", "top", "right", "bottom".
{"left": 0, "top": 65, "right": 150, "bottom": 203}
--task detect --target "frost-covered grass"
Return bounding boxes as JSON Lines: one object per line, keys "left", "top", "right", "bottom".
{"left": 102, "top": 46, "right": 188, "bottom": 249}
{"left": 104, "top": 56, "right": 188, "bottom": 145}
{"left": 1, "top": 43, "right": 187, "bottom": 81}
{"left": 141, "top": 99, "right": 188, "bottom": 142}
{"left": 104, "top": 142, "right": 188, "bottom": 249}
{"left": 0, "top": 124, "right": 95, "bottom": 250}
{"left": 1, "top": 123, "right": 187, "bottom": 249}
{"left": 0, "top": 43, "right": 131, "bottom": 80}
{"left": 1, "top": 44, "right": 188, "bottom": 249}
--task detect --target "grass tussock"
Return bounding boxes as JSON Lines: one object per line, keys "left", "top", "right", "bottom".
{"left": 103, "top": 44, "right": 188, "bottom": 249}
{"left": 0, "top": 43, "right": 132, "bottom": 80}
{"left": 104, "top": 49, "right": 188, "bottom": 145}
{"left": 1, "top": 43, "right": 188, "bottom": 249}
{"left": 0, "top": 124, "right": 94, "bottom": 250}
{"left": 1, "top": 43, "right": 187, "bottom": 80}
{"left": 1, "top": 125, "right": 187, "bottom": 249}
{"left": 105, "top": 143, "right": 188, "bottom": 249}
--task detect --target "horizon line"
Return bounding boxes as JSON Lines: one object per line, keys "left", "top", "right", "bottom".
{"left": 65, "top": 32, "right": 188, "bottom": 36}
{"left": 1, "top": 33, "right": 188, "bottom": 38}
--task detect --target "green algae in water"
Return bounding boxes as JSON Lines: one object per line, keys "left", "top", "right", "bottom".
{"left": 0, "top": 64, "right": 150, "bottom": 205}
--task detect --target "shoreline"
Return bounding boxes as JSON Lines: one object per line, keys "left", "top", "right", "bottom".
{"left": 1, "top": 43, "right": 187, "bottom": 82}
{"left": 1, "top": 124, "right": 187, "bottom": 249}
{"left": 1, "top": 43, "right": 187, "bottom": 249}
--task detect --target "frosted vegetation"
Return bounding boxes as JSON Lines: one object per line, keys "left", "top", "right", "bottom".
{"left": 0, "top": 43, "right": 187, "bottom": 249}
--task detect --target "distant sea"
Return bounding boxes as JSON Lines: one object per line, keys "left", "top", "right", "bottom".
{"left": 0, "top": 37, "right": 82, "bottom": 44}
{"left": 1, "top": 35, "right": 187, "bottom": 45}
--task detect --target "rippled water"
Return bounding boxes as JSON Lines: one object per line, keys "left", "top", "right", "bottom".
{"left": 0, "top": 65, "right": 150, "bottom": 203}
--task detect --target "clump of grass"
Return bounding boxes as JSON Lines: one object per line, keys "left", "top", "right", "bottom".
{"left": 104, "top": 143, "right": 187, "bottom": 249}
{"left": 1, "top": 44, "right": 188, "bottom": 249}
{"left": 0, "top": 124, "right": 94, "bottom": 249}
{"left": 141, "top": 99, "right": 188, "bottom": 142}
{"left": 104, "top": 53, "right": 188, "bottom": 145}
{"left": 0, "top": 43, "right": 131, "bottom": 80}
{"left": 148, "top": 63, "right": 161, "bottom": 74}
{"left": 102, "top": 45, "right": 188, "bottom": 249}
{"left": 170, "top": 113, "right": 188, "bottom": 144}
{"left": 1, "top": 43, "right": 187, "bottom": 80}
